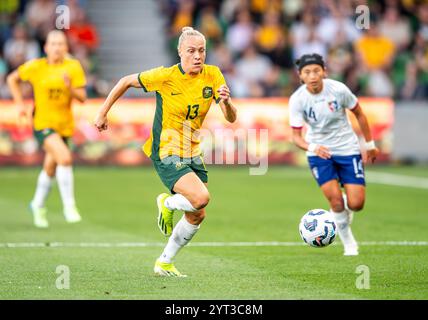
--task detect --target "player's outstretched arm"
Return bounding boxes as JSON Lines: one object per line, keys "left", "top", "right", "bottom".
{"left": 218, "top": 85, "right": 237, "bottom": 123}
{"left": 350, "top": 103, "right": 379, "bottom": 163}
{"left": 291, "top": 128, "right": 332, "bottom": 159}
{"left": 94, "top": 73, "right": 141, "bottom": 132}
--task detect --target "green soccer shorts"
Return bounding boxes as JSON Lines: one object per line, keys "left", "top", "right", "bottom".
{"left": 33, "top": 128, "right": 70, "bottom": 147}
{"left": 152, "top": 155, "right": 208, "bottom": 193}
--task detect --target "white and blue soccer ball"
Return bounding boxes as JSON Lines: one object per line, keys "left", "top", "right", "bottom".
{"left": 299, "top": 209, "right": 337, "bottom": 248}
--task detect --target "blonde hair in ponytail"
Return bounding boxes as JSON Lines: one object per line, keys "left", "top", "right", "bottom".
{"left": 177, "top": 26, "right": 206, "bottom": 51}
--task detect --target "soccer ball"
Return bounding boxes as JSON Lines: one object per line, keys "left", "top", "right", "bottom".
{"left": 299, "top": 209, "right": 336, "bottom": 248}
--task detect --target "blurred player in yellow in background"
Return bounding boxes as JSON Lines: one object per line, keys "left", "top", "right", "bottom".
{"left": 94, "top": 27, "right": 237, "bottom": 277}
{"left": 7, "top": 30, "right": 87, "bottom": 228}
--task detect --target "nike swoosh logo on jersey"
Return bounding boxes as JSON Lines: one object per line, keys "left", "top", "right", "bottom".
{"left": 171, "top": 92, "right": 182, "bottom": 96}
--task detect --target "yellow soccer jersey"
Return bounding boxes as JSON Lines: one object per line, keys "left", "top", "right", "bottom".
{"left": 138, "top": 63, "right": 226, "bottom": 160}
{"left": 18, "top": 57, "right": 86, "bottom": 137}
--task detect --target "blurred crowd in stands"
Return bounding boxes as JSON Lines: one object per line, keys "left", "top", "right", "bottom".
{"left": 1, "top": 0, "right": 428, "bottom": 100}
{"left": 0, "top": 0, "right": 100, "bottom": 98}
{"left": 160, "top": 0, "right": 428, "bottom": 100}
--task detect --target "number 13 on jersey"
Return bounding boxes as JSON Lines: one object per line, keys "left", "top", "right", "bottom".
{"left": 186, "top": 104, "right": 199, "bottom": 120}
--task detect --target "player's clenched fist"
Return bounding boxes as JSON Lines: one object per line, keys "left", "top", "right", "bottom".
{"left": 314, "top": 145, "right": 332, "bottom": 160}
{"left": 94, "top": 113, "right": 108, "bottom": 132}
{"left": 365, "top": 147, "right": 379, "bottom": 164}
{"left": 308, "top": 143, "right": 332, "bottom": 160}
{"left": 217, "top": 84, "right": 231, "bottom": 101}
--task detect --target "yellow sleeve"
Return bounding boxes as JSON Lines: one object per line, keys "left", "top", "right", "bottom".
{"left": 137, "top": 66, "right": 166, "bottom": 92}
{"left": 212, "top": 66, "right": 226, "bottom": 104}
{"left": 17, "top": 59, "right": 38, "bottom": 83}
{"left": 70, "top": 60, "right": 87, "bottom": 88}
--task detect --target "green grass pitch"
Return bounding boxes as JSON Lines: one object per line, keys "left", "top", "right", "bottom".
{"left": 0, "top": 165, "right": 427, "bottom": 299}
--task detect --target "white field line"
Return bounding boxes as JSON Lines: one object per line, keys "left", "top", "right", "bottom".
{"left": 0, "top": 241, "right": 427, "bottom": 248}
{"left": 274, "top": 170, "right": 428, "bottom": 190}
{"left": 367, "top": 171, "right": 428, "bottom": 189}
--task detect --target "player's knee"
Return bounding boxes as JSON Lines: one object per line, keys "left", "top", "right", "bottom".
{"left": 348, "top": 198, "right": 365, "bottom": 211}
{"left": 330, "top": 197, "right": 345, "bottom": 212}
{"left": 57, "top": 153, "right": 72, "bottom": 166}
{"left": 187, "top": 210, "right": 206, "bottom": 225}
{"left": 192, "top": 191, "right": 210, "bottom": 210}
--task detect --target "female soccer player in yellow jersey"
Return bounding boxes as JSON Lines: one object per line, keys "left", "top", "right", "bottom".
{"left": 7, "top": 30, "right": 86, "bottom": 228}
{"left": 94, "top": 27, "right": 237, "bottom": 277}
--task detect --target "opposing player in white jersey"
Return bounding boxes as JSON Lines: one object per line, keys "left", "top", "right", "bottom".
{"left": 289, "top": 53, "right": 379, "bottom": 256}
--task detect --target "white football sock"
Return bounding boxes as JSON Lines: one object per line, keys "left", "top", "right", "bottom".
{"left": 32, "top": 170, "right": 53, "bottom": 208}
{"left": 342, "top": 193, "right": 349, "bottom": 210}
{"left": 56, "top": 165, "right": 76, "bottom": 208}
{"left": 159, "top": 215, "right": 200, "bottom": 263}
{"left": 164, "top": 194, "right": 197, "bottom": 212}
{"left": 331, "top": 209, "right": 357, "bottom": 248}
{"left": 342, "top": 193, "right": 354, "bottom": 224}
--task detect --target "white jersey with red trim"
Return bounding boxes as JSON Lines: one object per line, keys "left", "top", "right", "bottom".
{"left": 289, "top": 78, "right": 360, "bottom": 156}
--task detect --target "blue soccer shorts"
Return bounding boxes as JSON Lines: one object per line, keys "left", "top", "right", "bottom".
{"left": 307, "top": 154, "right": 366, "bottom": 187}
